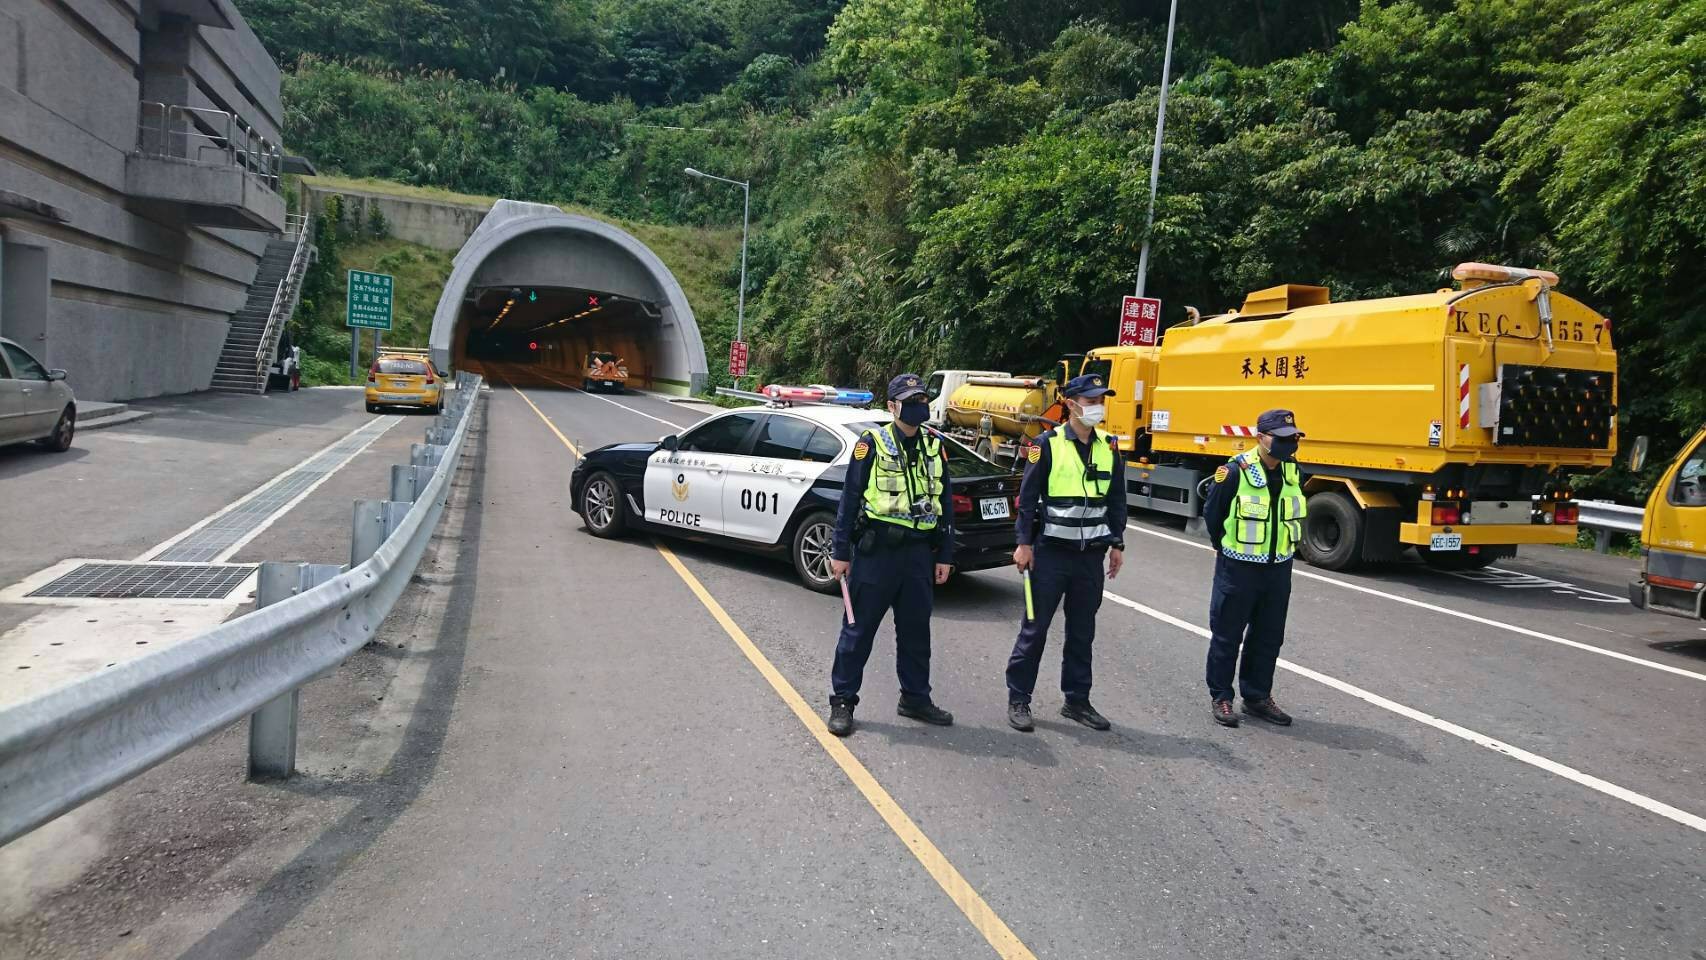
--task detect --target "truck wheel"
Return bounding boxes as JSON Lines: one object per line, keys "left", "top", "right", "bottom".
{"left": 1419, "top": 547, "right": 1499, "bottom": 571}
{"left": 1300, "top": 491, "right": 1364, "bottom": 571}
{"left": 792, "top": 511, "right": 839, "bottom": 594}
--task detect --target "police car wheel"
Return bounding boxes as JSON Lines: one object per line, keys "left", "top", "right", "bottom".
{"left": 1299, "top": 490, "right": 1363, "bottom": 571}
{"left": 581, "top": 472, "right": 629, "bottom": 538}
{"left": 792, "top": 511, "right": 839, "bottom": 594}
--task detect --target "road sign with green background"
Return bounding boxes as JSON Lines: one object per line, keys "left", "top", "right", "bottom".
{"left": 346, "top": 270, "right": 394, "bottom": 330}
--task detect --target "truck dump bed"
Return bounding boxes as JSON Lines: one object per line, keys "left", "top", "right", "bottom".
{"left": 1142, "top": 280, "right": 1617, "bottom": 477}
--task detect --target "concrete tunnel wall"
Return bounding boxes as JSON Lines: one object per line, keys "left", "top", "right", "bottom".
{"left": 429, "top": 200, "right": 708, "bottom": 394}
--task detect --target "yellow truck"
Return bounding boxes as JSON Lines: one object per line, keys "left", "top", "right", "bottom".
{"left": 926, "top": 362, "right": 1073, "bottom": 468}
{"left": 1629, "top": 425, "right": 1706, "bottom": 618}
{"left": 1082, "top": 263, "right": 1618, "bottom": 570}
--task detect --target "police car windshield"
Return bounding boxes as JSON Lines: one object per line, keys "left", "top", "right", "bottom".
{"left": 846, "top": 421, "right": 1001, "bottom": 479}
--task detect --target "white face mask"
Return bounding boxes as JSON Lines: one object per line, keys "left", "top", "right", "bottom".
{"left": 1076, "top": 403, "right": 1106, "bottom": 428}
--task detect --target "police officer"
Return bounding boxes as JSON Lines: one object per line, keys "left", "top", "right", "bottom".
{"left": 1005, "top": 374, "right": 1127, "bottom": 732}
{"left": 1201, "top": 409, "right": 1308, "bottom": 727}
{"left": 825, "top": 373, "right": 956, "bottom": 737}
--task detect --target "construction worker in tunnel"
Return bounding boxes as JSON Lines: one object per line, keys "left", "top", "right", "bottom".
{"left": 1201, "top": 408, "right": 1308, "bottom": 728}
{"left": 825, "top": 373, "right": 956, "bottom": 737}
{"left": 1005, "top": 374, "right": 1127, "bottom": 733}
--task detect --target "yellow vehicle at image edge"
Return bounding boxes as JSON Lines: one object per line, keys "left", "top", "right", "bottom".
{"left": 1629, "top": 425, "right": 1706, "bottom": 618}
{"left": 366, "top": 351, "right": 443, "bottom": 414}
{"left": 1082, "top": 263, "right": 1618, "bottom": 571}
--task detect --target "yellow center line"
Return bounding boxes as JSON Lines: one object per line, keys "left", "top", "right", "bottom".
{"left": 513, "top": 385, "right": 1035, "bottom": 960}
{"left": 504, "top": 377, "right": 581, "bottom": 458}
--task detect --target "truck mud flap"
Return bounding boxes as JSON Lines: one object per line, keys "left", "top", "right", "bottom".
{"left": 1362, "top": 507, "right": 1404, "bottom": 563}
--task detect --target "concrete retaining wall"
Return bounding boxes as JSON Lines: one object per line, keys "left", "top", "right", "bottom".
{"left": 303, "top": 186, "right": 489, "bottom": 252}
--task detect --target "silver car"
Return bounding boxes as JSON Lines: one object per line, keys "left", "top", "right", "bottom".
{"left": 0, "top": 337, "right": 76, "bottom": 451}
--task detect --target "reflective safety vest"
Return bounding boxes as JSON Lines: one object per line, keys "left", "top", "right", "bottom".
{"left": 862, "top": 424, "right": 944, "bottom": 530}
{"left": 1042, "top": 428, "right": 1117, "bottom": 545}
{"left": 1220, "top": 452, "right": 1307, "bottom": 563}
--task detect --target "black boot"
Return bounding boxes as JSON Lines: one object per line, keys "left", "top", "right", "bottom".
{"left": 1242, "top": 697, "right": 1293, "bottom": 726}
{"left": 897, "top": 696, "right": 954, "bottom": 726}
{"left": 827, "top": 696, "right": 855, "bottom": 737}
{"left": 1211, "top": 698, "right": 1240, "bottom": 727}
{"left": 1060, "top": 699, "right": 1111, "bottom": 730}
{"left": 1007, "top": 701, "right": 1034, "bottom": 732}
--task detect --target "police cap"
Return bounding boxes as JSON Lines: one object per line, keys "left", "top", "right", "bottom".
{"left": 1062, "top": 374, "right": 1116, "bottom": 399}
{"left": 888, "top": 372, "right": 928, "bottom": 401}
{"left": 1256, "top": 409, "right": 1304, "bottom": 437}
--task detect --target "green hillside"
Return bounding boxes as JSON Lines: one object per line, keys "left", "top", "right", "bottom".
{"left": 248, "top": 0, "right": 1706, "bottom": 501}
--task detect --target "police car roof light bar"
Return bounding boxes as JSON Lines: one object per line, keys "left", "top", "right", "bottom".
{"left": 810, "top": 385, "right": 876, "bottom": 405}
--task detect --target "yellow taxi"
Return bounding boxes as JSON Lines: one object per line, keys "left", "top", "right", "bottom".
{"left": 365, "top": 354, "right": 443, "bottom": 413}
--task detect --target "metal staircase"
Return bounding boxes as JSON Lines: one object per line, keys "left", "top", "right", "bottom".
{"left": 211, "top": 214, "right": 311, "bottom": 393}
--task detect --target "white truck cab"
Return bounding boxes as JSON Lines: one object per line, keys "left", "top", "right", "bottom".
{"left": 924, "top": 369, "right": 1010, "bottom": 426}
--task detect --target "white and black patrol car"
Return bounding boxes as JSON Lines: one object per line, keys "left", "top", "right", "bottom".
{"left": 569, "top": 393, "right": 1021, "bottom": 592}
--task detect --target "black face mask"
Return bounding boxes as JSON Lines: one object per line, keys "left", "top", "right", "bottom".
{"left": 897, "top": 400, "right": 930, "bottom": 427}
{"left": 1267, "top": 436, "right": 1300, "bottom": 462}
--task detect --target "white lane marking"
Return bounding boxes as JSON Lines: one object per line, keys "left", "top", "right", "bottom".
{"left": 1102, "top": 591, "right": 1706, "bottom": 836}
{"left": 1441, "top": 566, "right": 1629, "bottom": 603}
{"left": 138, "top": 416, "right": 401, "bottom": 562}
{"left": 524, "top": 368, "right": 687, "bottom": 430}
{"left": 1125, "top": 522, "right": 1706, "bottom": 684}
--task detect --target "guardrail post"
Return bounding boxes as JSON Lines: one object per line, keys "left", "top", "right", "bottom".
{"left": 248, "top": 562, "right": 338, "bottom": 781}
{"left": 390, "top": 464, "right": 419, "bottom": 503}
{"left": 352, "top": 499, "right": 387, "bottom": 567}
{"left": 1595, "top": 529, "right": 1611, "bottom": 554}
{"left": 382, "top": 500, "right": 412, "bottom": 538}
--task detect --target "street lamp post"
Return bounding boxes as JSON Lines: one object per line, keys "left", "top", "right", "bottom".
{"left": 1134, "top": 0, "right": 1179, "bottom": 298}
{"left": 684, "top": 167, "right": 750, "bottom": 347}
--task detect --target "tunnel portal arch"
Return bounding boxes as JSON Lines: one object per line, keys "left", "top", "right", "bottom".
{"left": 429, "top": 200, "right": 708, "bottom": 394}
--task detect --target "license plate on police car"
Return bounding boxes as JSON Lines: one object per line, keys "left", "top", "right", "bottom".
{"left": 1429, "top": 533, "right": 1463, "bottom": 552}
{"left": 980, "top": 498, "right": 1010, "bottom": 520}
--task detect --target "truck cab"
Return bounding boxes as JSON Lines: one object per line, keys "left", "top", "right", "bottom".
{"left": 1631, "top": 425, "right": 1706, "bottom": 618}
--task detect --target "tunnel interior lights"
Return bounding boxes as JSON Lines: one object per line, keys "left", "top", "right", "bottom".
{"left": 531, "top": 304, "right": 604, "bottom": 332}
{"left": 485, "top": 296, "right": 517, "bottom": 332}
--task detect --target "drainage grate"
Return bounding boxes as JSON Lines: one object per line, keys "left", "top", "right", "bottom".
{"left": 152, "top": 416, "right": 397, "bottom": 563}
{"left": 27, "top": 562, "right": 257, "bottom": 600}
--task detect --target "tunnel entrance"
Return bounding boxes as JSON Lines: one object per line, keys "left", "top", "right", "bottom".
{"left": 429, "top": 200, "right": 707, "bottom": 394}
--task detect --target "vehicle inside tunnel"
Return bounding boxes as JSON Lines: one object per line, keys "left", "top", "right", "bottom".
{"left": 456, "top": 285, "right": 662, "bottom": 391}
{"left": 430, "top": 200, "right": 708, "bottom": 395}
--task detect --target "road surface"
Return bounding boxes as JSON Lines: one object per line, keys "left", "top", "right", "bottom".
{"left": 5, "top": 375, "right": 1703, "bottom": 959}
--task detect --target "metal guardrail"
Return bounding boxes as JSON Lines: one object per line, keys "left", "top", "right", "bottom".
{"left": 1575, "top": 499, "right": 1643, "bottom": 552}
{"left": 0, "top": 375, "right": 483, "bottom": 846}
{"left": 135, "top": 101, "right": 282, "bottom": 191}
{"left": 254, "top": 214, "right": 313, "bottom": 385}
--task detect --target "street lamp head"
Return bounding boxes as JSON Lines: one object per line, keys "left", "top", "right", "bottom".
{"left": 683, "top": 167, "right": 703, "bottom": 178}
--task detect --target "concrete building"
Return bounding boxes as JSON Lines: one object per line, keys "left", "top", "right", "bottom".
{"left": 0, "top": 0, "right": 305, "bottom": 401}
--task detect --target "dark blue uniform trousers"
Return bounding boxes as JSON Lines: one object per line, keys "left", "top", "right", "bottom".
{"left": 1006, "top": 541, "right": 1105, "bottom": 704}
{"left": 831, "top": 540, "right": 935, "bottom": 703}
{"left": 1206, "top": 554, "right": 1293, "bottom": 702}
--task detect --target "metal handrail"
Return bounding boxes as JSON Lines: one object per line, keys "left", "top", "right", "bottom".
{"left": 253, "top": 214, "right": 313, "bottom": 384}
{"left": 0, "top": 375, "right": 483, "bottom": 845}
{"left": 135, "top": 101, "right": 282, "bottom": 192}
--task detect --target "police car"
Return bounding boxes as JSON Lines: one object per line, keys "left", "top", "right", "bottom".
{"left": 569, "top": 386, "right": 1021, "bottom": 592}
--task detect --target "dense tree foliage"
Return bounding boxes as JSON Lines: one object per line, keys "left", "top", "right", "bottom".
{"left": 244, "top": 0, "right": 1706, "bottom": 496}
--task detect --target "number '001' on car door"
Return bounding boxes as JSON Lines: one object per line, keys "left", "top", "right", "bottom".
{"left": 721, "top": 413, "right": 841, "bottom": 543}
